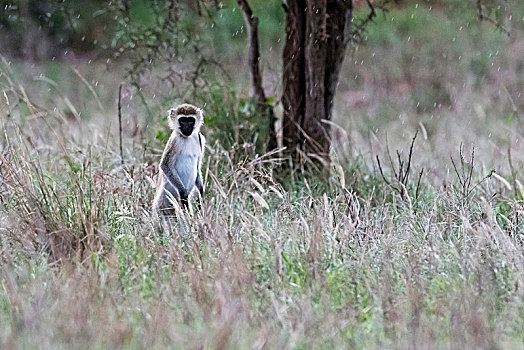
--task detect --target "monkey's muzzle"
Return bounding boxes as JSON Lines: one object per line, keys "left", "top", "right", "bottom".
{"left": 179, "top": 117, "right": 196, "bottom": 137}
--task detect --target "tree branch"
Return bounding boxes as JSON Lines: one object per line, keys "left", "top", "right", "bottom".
{"left": 236, "top": 0, "right": 267, "bottom": 106}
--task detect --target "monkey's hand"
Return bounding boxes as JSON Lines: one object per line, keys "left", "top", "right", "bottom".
{"left": 195, "top": 174, "right": 204, "bottom": 200}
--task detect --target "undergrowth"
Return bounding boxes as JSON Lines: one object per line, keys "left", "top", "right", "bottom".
{"left": 1, "top": 60, "right": 524, "bottom": 349}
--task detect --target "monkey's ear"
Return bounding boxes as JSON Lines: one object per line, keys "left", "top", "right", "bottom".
{"left": 167, "top": 108, "right": 177, "bottom": 130}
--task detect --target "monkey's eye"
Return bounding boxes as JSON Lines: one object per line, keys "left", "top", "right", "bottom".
{"left": 179, "top": 116, "right": 195, "bottom": 123}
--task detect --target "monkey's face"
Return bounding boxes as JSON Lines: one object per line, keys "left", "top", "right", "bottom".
{"left": 178, "top": 116, "right": 196, "bottom": 137}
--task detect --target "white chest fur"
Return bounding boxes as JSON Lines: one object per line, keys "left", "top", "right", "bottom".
{"left": 169, "top": 134, "right": 201, "bottom": 193}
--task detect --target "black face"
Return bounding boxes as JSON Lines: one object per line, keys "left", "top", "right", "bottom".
{"left": 178, "top": 116, "right": 196, "bottom": 137}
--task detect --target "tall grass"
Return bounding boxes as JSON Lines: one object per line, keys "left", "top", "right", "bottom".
{"left": 2, "top": 58, "right": 524, "bottom": 349}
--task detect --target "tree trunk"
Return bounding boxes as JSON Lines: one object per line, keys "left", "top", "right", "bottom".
{"left": 282, "top": 0, "right": 353, "bottom": 167}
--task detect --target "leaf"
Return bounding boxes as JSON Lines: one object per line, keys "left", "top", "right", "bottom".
{"left": 505, "top": 111, "right": 515, "bottom": 123}
{"left": 269, "top": 185, "right": 283, "bottom": 199}
{"left": 250, "top": 177, "right": 265, "bottom": 194}
{"left": 336, "top": 164, "right": 345, "bottom": 189}
{"left": 247, "top": 191, "right": 269, "bottom": 209}
{"left": 18, "top": 98, "right": 31, "bottom": 118}
{"left": 281, "top": 252, "right": 291, "bottom": 266}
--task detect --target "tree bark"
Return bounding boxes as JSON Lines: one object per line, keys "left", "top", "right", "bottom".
{"left": 282, "top": 0, "right": 353, "bottom": 167}
{"left": 282, "top": 0, "right": 306, "bottom": 154}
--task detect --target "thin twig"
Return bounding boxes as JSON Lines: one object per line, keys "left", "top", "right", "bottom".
{"left": 476, "top": 0, "right": 510, "bottom": 36}
{"left": 415, "top": 169, "right": 424, "bottom": 200}
{"left": 376, "top": 132, "right": 421, "bottom": 201}
{"left": 118, "top": 84, "right": 124, "bottom": 165}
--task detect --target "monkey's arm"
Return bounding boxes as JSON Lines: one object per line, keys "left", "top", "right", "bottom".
{"left": 160, "top": 147, "right": 186, "bottom": 203}
{"left": 195, "top": 134, "right": 206, "bottom": 199}
{"left": 195, "top": 167, "right": 204, "bottom": 199}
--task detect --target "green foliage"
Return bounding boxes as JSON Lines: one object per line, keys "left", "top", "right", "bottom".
{"left": 197, "top": 84, "right": 274, "bottom": 153}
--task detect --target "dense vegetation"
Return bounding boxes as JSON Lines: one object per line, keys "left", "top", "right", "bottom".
{"left": 1, "top": 0, "right": 524, "bottom": 348}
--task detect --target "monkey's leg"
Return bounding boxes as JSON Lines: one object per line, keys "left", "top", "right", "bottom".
{"left": 158, "top": 207, "right": 177, "bottom": 234}
{"left": 161, "top": 187, "right": 181, "bottom": 234}
{"left": 180, "top": 194, "right": 189, "bottom": 210}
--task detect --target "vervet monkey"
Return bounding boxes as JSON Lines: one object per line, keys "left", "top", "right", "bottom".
{"left": 152, "top": 104, "right": 205, "bottom": 224}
